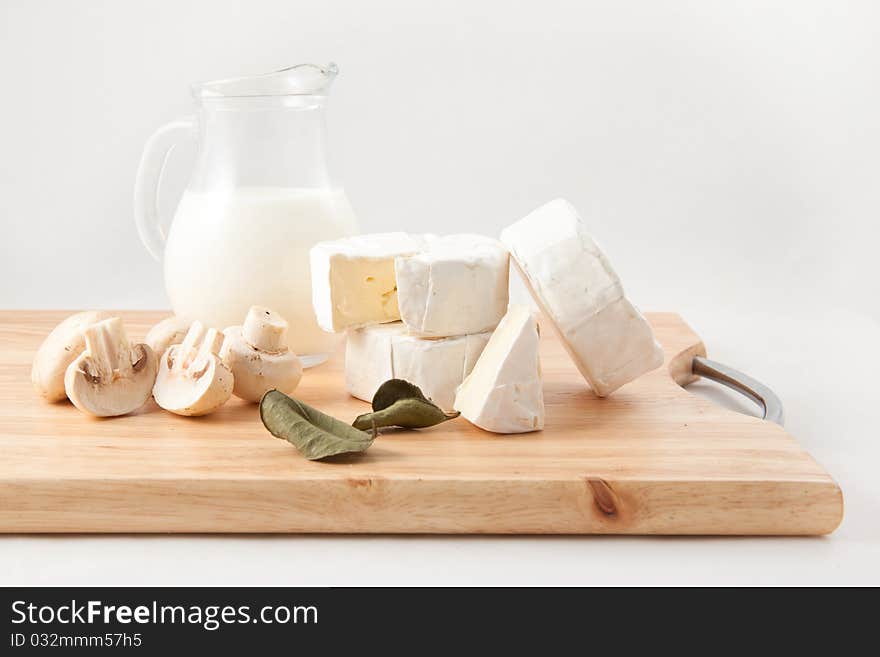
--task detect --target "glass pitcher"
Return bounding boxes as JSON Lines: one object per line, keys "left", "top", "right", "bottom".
{"left": 134, "top": 63, "right": 358, "bottom": 366}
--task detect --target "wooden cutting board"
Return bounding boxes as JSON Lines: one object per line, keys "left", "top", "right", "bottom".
{"left": 0, "top": 311, "right": 842, "bottom": 535}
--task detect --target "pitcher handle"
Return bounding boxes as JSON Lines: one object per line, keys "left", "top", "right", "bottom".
{"left": 134, "top": 118, "right": 196, "bottom": 261}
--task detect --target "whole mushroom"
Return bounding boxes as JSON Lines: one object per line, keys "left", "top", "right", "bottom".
{"left": 32, "top": 310, "right": 111, "bottom": 402}
{"left": 64, "top": 317, "right": 158, "bottom": 417}
{"left": 221, "top": 306, "right": 303, "bottom": 402}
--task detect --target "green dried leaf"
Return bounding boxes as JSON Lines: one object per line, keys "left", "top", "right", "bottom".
{"left": 371, "top": 378, "right": 430, "bottom": 412}
{"left": 352, "top": 378, "right": 460, "bottom": 431}
{"left": 260, "top": 389, "right": 374, "bottom": 461}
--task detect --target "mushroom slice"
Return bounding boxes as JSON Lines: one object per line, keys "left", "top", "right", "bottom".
{"left": 221, "top": 306, "right": 303, "bottom": 402}
{"left": 32, "top": 310, "right": 112, "bottom": 402}
{"left": 153, "top": 321, "right": 233, "bottom": 416}
{"left": 145, "top": 315, "right": 192, "bottom": 358}
{"left": 64, "top": 317, "right": 158, "bottom": 417}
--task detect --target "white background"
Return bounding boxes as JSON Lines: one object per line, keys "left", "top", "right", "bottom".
{"left": 1, "top": 0, "right": 878, "bottom": 585}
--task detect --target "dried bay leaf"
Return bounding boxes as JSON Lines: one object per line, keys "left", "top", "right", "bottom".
{"left": 371, "top": 378, "right": 429, "bottom": 411}
{"left": 260, "top": 389, "right": 374, "bottom": 461}
{"left": 353, "top": 398, "right": 453, "bottom": 431}
{"left": 352, "top": 378, "right": 460, "bottom": 432}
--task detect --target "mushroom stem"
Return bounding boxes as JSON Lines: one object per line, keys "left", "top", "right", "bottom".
{"left": 192, "top": 327, "right": 224, "bottom": 374}
{"left": 179, "top": 321, "right": 208, "bottom": 367}
{"left": 198, "top": 328, "right": 224, "bottom": 359}
{"left": 83, "top": 318, "right": 131, "bottom": 378}
{"left": 242, "top": 306, "right": 288, "bottom": 353}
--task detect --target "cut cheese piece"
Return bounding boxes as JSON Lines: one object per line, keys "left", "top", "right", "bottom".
{"left": 310, "top": 232, "right": 428, "bottom": 333}
{"left": 395, "top": 234, "right": 509, "bottom": 337}
{"left": 345, "top": 322, "right": 491, "bottom": 411}
{"left": 501, "top": 198, "right": 663, "bottom": 397}
{"left": 453, "top": 305, "right": 544, "bottom": 434}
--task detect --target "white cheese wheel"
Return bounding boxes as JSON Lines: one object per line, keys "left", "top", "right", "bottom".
{"left": 310, "top": 232, "right": 429, "bottom": 333}
{"left": 395, "top": 234, "right": 509, "bottom": 337}
{"left": 501, "top": 199, "right": 663, "bottom": 397}
{"left": 311, "top": 232, "right": 509, "bottom": 338}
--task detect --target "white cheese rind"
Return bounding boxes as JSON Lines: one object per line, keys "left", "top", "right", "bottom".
{"left": 310, "top": 233, "right": 428, "bottom": 333}
{"left": 344, "top": 323, "right": 397, "bottom": 404}
{"left": 453, "top": 305, "right": 544, "bottom": 434}
{"left": 345, "top": 322, "right": 491, "bottom": 411}
{"left": 501, "top": 199, "right": 663, "bottom": 396}
{"left": 395, "top": 234, "right": 510, "bottom": 337}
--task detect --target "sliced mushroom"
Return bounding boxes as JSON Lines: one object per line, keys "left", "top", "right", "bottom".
{"left": 31, "top": 310, "right": 112, "bottom": 402}
{"left": 153, "top": 321, "right": 233, "bottom": 416}
{"left": 221, "top": 306, "right": 303, "bottom": 402}
{"left": 145, "top": 315, "right": 192, "bottom": 357}
{"left": 64, "top": 317, "right": 158, "bottom": 417}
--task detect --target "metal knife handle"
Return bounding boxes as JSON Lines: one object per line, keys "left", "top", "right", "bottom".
{"left": 691, "top": 356, "right": 784, "bottom": 425}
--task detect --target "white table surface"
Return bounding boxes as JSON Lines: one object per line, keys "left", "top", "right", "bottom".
{"left": 2, "top": 306, "right": 877, "bottom": 586}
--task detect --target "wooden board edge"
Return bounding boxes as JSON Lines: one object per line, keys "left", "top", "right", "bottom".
{"left": 0, "top": 475, "right": 844, "bottom": 536}
{"left": 658, "top": 316, "right": 845, "bottom": 535}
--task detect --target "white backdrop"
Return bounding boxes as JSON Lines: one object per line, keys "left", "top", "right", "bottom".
{"left": 1, "top": 0, "right": 879, "bottom": 585}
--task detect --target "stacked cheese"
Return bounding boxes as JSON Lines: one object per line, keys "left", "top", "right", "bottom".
{"left": 310, "top": 199, "right": 663, "bottom": 436}
{"left": 310, "top": 233, "right": 510, "bottom": 411}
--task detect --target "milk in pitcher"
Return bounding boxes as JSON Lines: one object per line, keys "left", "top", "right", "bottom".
{"left": 164, "top": 186, "right": 357, "bottom": 361}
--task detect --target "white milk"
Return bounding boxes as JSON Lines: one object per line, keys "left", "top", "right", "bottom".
{"left": 163, "top": 187, "right": 358, "bottom": 361}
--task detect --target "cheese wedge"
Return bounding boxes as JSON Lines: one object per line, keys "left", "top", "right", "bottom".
{"left": 395, "top": 234, "right": 509, "bottom": 337}
{"left": 453, "top": 305, "right": 544, "bottom": 434}
{"left": 345, "top": 322, "right": 491, "bottom": 411}
{"left": 310, "top": 233, "right": 428, "bottom": 332}
{"left": 501, "top": 199, "right": 663, "bottom": 396}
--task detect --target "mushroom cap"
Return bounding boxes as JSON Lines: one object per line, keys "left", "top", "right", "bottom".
{"left": 145, "top": 315, "right": 192, "bottom": 358}
{"left": 32, "top": 310, "right": 112, "bottom": 402}
{"left": 153, "top": 343, "right": 234, "bottom": 416}
{"left": 64, "top": 342, "right": 157, "bottom": 417}
{"left": 221, "top": 327, "right": 303, "bottom": 402}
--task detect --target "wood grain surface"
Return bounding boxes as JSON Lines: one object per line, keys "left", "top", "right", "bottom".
{"left": 0, "top": 311, "right": 843, "bottom": 534}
